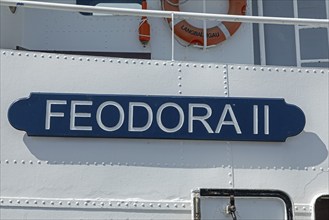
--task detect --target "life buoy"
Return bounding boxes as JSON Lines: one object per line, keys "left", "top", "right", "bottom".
{"left": 161, "top": 0, "right": 246, "bottom": 46}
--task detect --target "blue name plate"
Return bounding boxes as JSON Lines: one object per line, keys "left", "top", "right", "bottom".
{"left": 8, "top": 93, "right": 305, "bottom": 142}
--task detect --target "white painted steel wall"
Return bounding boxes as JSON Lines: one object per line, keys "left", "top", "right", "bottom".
{"left": 0, "top": 0, "right": 254, "bottom": 64}
{"left": 0, "top": 50, "right": 328, "bottom": 219}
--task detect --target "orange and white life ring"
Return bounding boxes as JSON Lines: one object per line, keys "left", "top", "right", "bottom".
{"left": 161, "top": 0, "right": 246, "bottom": 46}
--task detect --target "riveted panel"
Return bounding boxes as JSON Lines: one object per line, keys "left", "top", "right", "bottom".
{"left": 227, "top": 64, "right": 329, "bottom": 205}
{"left": 0, "top": 50, "right": 232, "bottom": 219}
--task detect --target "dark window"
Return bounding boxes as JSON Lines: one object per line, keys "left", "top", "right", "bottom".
{"left": 315, "top": 195, "right": 329, "bottom": 220}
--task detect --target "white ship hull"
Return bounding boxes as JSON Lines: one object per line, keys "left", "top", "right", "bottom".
{"left": 1, "top": 0, "right": 328, "bottom": 219}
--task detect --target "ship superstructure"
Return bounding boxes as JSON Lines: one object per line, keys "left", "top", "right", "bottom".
{"left": 0, "top": 0, "right": 328, "bottom": 219}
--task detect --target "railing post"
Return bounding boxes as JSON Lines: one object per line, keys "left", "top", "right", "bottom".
{"left": 203, "top": 0, "right": 207, "bottom": 50}
{"left": 171, "top": 13, "right": 175, "bottom": 61}
{"left": 257, "top": 0, "right": 266, "bottom": 65}
{"left": 293, "top": 0, "right": 301, "bottom": 67}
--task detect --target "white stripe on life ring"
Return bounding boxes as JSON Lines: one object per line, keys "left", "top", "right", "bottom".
{"left": 217, "top": 22, "right": 231, "bottom": 39}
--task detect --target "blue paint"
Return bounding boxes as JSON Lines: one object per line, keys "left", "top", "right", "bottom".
{"left": 8, "top": 93, "right": 305, "bottom": 142}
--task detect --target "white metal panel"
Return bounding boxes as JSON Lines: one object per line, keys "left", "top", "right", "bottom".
{"left": 0, "top": 50, "right": 231, "bottom": 219}
{"left": 0, "top": 1, "right": 328, "bottom": 219}
{"left": 227, "top": 65, "right": 329, "bottom": 209}
{"left": 227, "top": 65, "right": 328, "bottom": 141}
{"left": 0, "top": 6, "right": 23, "bottom": 49}
{"left": 0, "top": 50, "right": 226, "bottom": 96}
{"left": 4, "top": 0, "right": 254, "bottom": 64}
{"left": 1, "top": 206, "right": 190, "bottom": 220}
{"left": 19, "top": 0, "right": 149, "bottom": 53}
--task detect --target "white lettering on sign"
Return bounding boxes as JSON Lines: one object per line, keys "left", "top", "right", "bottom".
{"left": 188, "top": 103, "right": 213, "bottom": 133}
{"left": 253, "top": 105, "right": 259, "bottom": 135}
{"left": 128, "top": 102, "right": 153, "bottom": 132}
{"left": 215, "top": 104, "right": 241, "bottom": 134}
{"left": 264, "top": 105, "right": 270, "bottom": 135}
{"left": 156, "top": 103, "right": 184, "bottom": 133}
{"left": 45, "top": 100, "right": 67, "bottom": 130}
{"left": 253, "top": 105, "right": 270, "bottom": 135}
{"left": 70, "top": 101, "right": 93, "bottom": 131}
{"left": 96, "top": 101, "right": 124, "bottom": 132}
{"left": 44, "top": 100, "right": 271, "bottom": 135}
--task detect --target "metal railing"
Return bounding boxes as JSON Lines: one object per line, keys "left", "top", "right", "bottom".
{"left": 1, "top": 0, "right": 329, "bottom": 61}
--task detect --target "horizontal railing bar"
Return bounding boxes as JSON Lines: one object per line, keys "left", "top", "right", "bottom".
{"left": 297, "top": 26, "right": 328, "bottom": 30}
{"left": 300, "top": 59, "right": 329, "bottom": 63}
{"left": 1, "top": 0, "right": 329, "bottom": 27}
